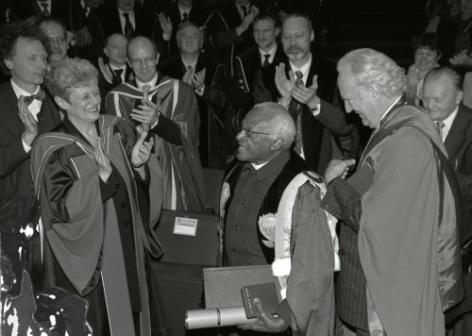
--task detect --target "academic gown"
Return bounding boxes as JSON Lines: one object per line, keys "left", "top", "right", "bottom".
{"left": 31, "top": 115, "right": 163, "bottom": 336}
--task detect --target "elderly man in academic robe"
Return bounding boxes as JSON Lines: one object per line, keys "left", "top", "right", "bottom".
{"left": 321, "top": 48, "right": 463, "bottom": 336}
{"left": 106, "top": 35, "right": 206, "bottom": 211}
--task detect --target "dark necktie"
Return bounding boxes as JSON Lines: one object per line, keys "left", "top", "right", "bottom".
{"left": 123, "top": 13, "right": 134, "bottom": 38}
{"left": 38, "top": 0, "right": 50, "bottom": 16}
{"left": 182, "top": 12, "right": 189, "bottom": 22}
{"left": 23, "top": 90, "right": 46, "bottom": 105}
{"left": 113, "top": 69, "right": 124, "bottom": 84}
{"left": 262, "top": 54, "right": 270, "bottom": 67}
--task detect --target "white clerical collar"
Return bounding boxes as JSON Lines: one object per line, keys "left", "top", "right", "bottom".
{"left": 289, "top": 54, "right": 312, "bottom": 85}
{"left": 377, "top": 95, "right": 402, "bottom": 129}
{"left": 259, "top": 44, "right": 277, "bottom": 64}
{"left": 136, "top": 75, "right": 158, "bottom": 90}
{"left": 252, "top": 161, "right": 269, "bottom": 170}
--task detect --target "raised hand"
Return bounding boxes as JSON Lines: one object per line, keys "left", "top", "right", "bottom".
{"left": 291, "top": 74, "right": 320, "bottom": 109}
{"left": 275, "top": 63, "right": 295, "bottom": 99}
{"left": 131, "top": 130, "right": 154, "bottom": 168}
{"left": 18, "top": 95, "right": 38, "bottom": 147}
{"left": 192, "top": 68, "right": 206, "bottom": 90}
{"left": 94, "top": 137, "right": 113, "bottom": 182}
{"left": 324, "top": 159, "right": 356, "bottom": 184}
{"left": 158, "top": 13, "right": 173, "bottom": 40}
{"left": 131, "top": 96, "right": 160, "bottom": 130}
{"left": 182, "top": 66, "right": 195, "bottom": 86}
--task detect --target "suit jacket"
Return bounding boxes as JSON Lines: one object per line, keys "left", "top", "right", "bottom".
{"left": 227, "top": 44, "right": 285, "bottom": 109}
{"left": 253, "top": 55, "right": 353, "bottom": 173}
{"left": 11, "top": 0, "right": 68, "bottom": 21}
{"left": 0, "top": 81, "right": 61, "bottom": 293}
{"left": 159, "top": 53, "right": 227, "bottom": 167}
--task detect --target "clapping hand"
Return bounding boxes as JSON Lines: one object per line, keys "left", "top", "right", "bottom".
{"left": 94, "top": 137, "right": 113, "bottom": 182}
{"left": 192, "top": 68, "right": 206, "bottom": 90}
{"left": 131, "top": 129, "right": 154, "bottom": 168}
{"left": 158, "top": 13, "right": 173, "bottom": 40}
{"left": 324, "top": 159, "right": 356, "bottom": 184}
{"left": 131, "top": 87, "right": 160, "bottom": 131}
{"left": 449, "top": 50, "right": 472, "bottom": 67}
{"left": 238, "top": 298, "right": 287, "bottom": 333}
{"left": 291, "top": 74, "right": 320, "bottom": 109}
{"left": 275, "top": 63, "right": 295, "bottom": 99}
{"left": 18, "top": 95, "right": 38, "bottom": 147}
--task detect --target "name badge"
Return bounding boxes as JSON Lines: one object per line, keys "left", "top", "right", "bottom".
{"left": 173, "top": 216, "right": 198, "bottom": 236}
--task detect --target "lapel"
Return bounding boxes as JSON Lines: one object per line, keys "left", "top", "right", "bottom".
{"left": 273, "top": 44, "right": 286, "bottom": 65}
{"left": 111, "top": 7, "right": 123, "bottom": 34}
{"left": 3, "top": 83, "right": 24, "bottom": 135}
{"left": 445, "top": 106, "right": 471, "bottom": 158}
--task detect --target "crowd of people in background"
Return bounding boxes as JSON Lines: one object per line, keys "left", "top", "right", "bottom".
{"left": 0, "top": 0, "right": 472, "bottom": 335}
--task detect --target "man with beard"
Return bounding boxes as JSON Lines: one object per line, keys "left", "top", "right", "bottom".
{"left": 253, "top": 13, "right": 353, "bottom": 173}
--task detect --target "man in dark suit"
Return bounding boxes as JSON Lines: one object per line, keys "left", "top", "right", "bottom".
{"left": 95, "top": 0, "right": 171, "bottom": 57}
{"left": 422, "top": 66, "right": 472, "bottom": 336}
{"left": 0, "top": 22, "right": 61, "bottom": 294}
{"left": 253, "top": 13, "right": 353, "bottom": 173}
{"left": 159, "top": 22, "right": 226, "bottom": 167}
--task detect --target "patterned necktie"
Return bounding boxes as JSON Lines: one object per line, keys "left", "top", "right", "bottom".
{"left": 123, "top": 13, "right": 134, "bottom": 38}
{"left": 262, "top": 54, "right": 270, "bottom": 67}
{"left": 294, "top": 70, "right": 304, "bottom": 87}
{"left": 435, "top": 120, "right": 445, "bottom": 140}
{"left": 38, "top": 0, "right": 50, "bottom": 16}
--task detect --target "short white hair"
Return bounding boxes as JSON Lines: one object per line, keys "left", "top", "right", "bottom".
{"left": 337, "top": 48, "right": 406, "bottom": 99}
{"left": 251, "top": 102, "right": 296, "bottom": 149}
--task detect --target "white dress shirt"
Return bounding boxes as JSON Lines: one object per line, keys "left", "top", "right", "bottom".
{"left": 110, "top": 64, "right": 127, "bottom": 83}
{"left": 438, "top": 106, "right": 459, "bottom": 142}
{"left": 118, "top": 9, "right": 136, "bottom": 34}
{"left": 259, "top": 44, "right": 277, "bottom": 65}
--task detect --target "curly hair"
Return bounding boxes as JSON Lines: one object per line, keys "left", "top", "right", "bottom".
{"left": 45, "top": 58, "right": 98, "bottom": 100}
{"left": 337, "top": 48, "right": 406, "bottom": 99}
{"left": 0, "top": 21, "right": 43, "bottom": 75}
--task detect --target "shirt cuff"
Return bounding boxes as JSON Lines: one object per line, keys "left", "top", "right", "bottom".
{"left": 310, "top": 102, "right": 321, "bottom": 116}
{"left": 22, "top": 139, "right": 31, "bottom": 153}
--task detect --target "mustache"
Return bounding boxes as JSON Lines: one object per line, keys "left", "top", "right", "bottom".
{"left": 286, "top": 47, "right": 303, "bottom": 54}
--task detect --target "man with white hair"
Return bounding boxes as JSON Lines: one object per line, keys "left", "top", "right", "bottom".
{"left": 220, "top": 102, "right": 307, "bottom": 267}
{"left": 321, "top": 49, "right": 463, "bottom": 335}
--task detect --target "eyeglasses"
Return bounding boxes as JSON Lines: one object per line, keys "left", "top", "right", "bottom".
{"left": 240, "top": 128, "right": 273, "bottom": 139}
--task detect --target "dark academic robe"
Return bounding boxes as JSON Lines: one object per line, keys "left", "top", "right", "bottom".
{"left": 158, "top": 53, "right": 227, "bottom": 168}
{"left": 31, "top": 115, "right": 163, "bottom": 336}
{"left": 105, "top": 75, "right": 207, "bottom": 211}
{"left": 220, "top": 151, "right": 307, "bottom": 265}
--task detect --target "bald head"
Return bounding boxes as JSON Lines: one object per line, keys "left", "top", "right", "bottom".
{"left": 104, "top": 34, "right": 127, "bottom": 67}
{"left": 127, "top": 36, "right": 159, "bottom": 83}
{"left": 422, "top": 67, "right": 463, "bottom": 121}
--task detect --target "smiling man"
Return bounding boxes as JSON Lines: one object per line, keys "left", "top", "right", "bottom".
{"left": 0, "top": 21, "right": 61, "bottom": 295}
{"left": 321, "top": 49, "right": 463, "bottom": 336}
{"left": 105, "top": 35, "right": 206, "bottom": 211}
{"left": 220, "top": 102, "right": 306, "bottom": 267}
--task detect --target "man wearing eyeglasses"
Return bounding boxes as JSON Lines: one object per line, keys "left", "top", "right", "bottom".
{"left": 220, "top": 102, "right": 307, "bottom": 267}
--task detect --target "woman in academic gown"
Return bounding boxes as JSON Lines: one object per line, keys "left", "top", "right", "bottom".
{"left": 31, "top": 58, "right": 163, "bottom": 336}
